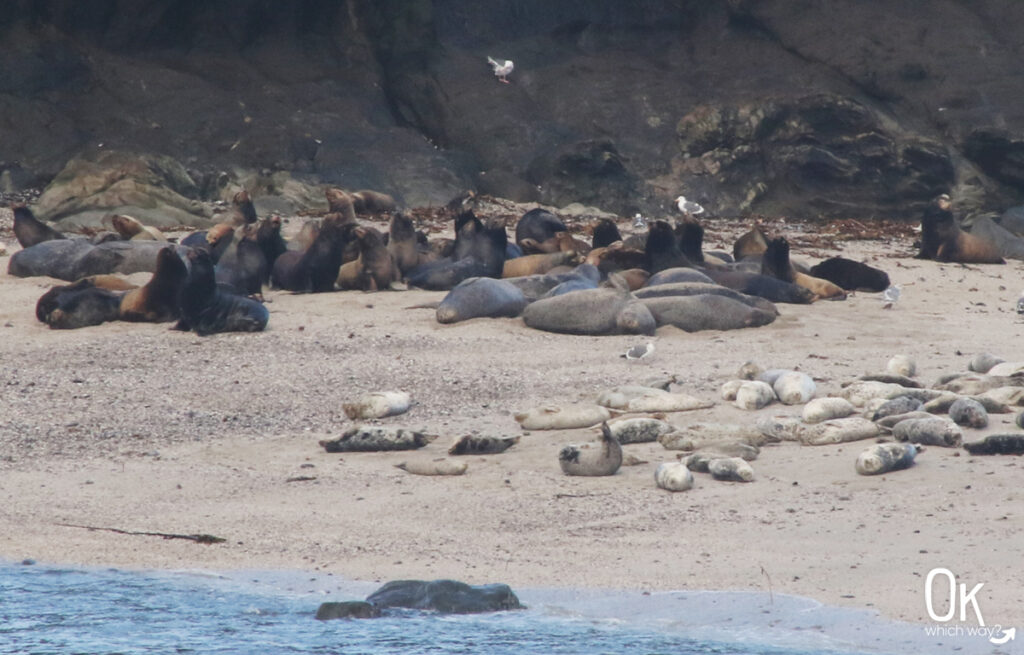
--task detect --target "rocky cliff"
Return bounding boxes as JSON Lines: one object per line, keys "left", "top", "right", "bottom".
{"left": 2, "top": 0, "right": 1023, "bottom": 220}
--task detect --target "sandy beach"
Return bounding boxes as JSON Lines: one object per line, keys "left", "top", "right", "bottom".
{"left": 2, "top": 213, "right": 1023, "bottom": 632}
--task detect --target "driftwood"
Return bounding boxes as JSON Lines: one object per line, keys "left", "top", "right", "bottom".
{"left": 56, "top": 522, "right": 226, "bottom": 544}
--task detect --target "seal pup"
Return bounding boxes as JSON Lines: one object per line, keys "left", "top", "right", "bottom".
{"left": 12, "top": 205, "right": 65, "bottom": 248}
{"left": 856, "top": 443, "right": 917, "bottom": 475}
{"left": 320, "top": 427, "right": 435, "bottom": 452}
{"left": 559, "top": 423, "right": 623, "bottom": 477}
{"left": 119, "top": 247, "right": 188, "bottom": 322}
{"left": 342, "top": 391, "right": 411, "bottom": 420}
{"left": 175, "top": 249, "right": 269, "bottom": 335}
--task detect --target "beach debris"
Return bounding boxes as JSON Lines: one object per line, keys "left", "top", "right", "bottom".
{"left": 395, "top": 458, "right": 468, "bottom": 476}
{"left": 342, "top": 391, "right": 411, "bottom": 420}
{"left": 654, "top": 462, "right": 694, "bottom": 492}
{"left": 963, "top": 434, "right": 1024, "bottom": 455}
{"left": 320, "top": 427, "right": 435, "bottom": 452}
{"left": 855, "top": 443, "right": 917, "bottom": 475}
{"left": 881, "top": 284, "right": 901, "bottom": 309}
{"left": 56, "top": 522, "right": 225, "bottom": 544}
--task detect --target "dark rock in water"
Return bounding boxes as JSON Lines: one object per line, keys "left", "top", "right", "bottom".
{"left": 315, "top": 601, "right": 380, "bottom": 620}
{"left": 366, "top": 579, "right": 522, "bottom": 614}
{"left": 963, "top": 434, "right": 1024, "bottom": 455}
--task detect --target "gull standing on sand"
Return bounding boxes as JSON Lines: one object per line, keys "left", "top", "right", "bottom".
{"left": 1016, "top": 290, "right": 1024, "bottom": 315}
{"left": 487, "top": 56, "right": 514, "bottom": 83}
{"left": 622, "top": 342, "right": 655, "bottom": 360}
{"left": 881, "top": 284, "right": 901, "bottom": 309}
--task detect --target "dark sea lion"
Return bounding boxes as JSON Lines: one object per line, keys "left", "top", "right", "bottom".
{"left": 120, "top": 247, "right": 188, "bottom": 322}
{"left": 591, "top": 219, "right": 622, "bottom": 249}
{"left": 351, "top": 189, "right": 397, "bottom": 214}
{"left": 336, "top": 226, "right": 399, "bottom": 291}
{"left": 407, "top": 212, "right": 507, "bottom": 291}
{"left": 646, "top": 267, "right": 714, "bottom": 286}
{"left": 436, "top": 277, "right": 528, "bottom": 323}
{"left": 542, "top": 274, "right": 600, "bottom": 298}
{"left": 586, "top": 243, "right": 648, "bottom": 274}
{"left": 917, "top": 194, "right": 951, "bottom": 259}
{"left": 521, "top": 287, "right": 655, "bottom": 336}
{"left": 228, "top": 190, "right": 258, "bottom": 226}
{"left": 324, "top": 188, "right": 357, "bottom": 223}
{"left": 175, "top": 249, "right": 269, "bottom": 336}
{"left": 762, "top": 236, "right": 846, "bottom": 299}
{"left": 640, "top": 294, "right": 777, "bottom": 332}
{"left": 808, "top": 257, "right": 890, "bottom": 292}
{"left": 646, "top": 220, "right": 695, "bottom": 273}
{"left": 918, "top": 194, "right": 1004, "bottom": 263}
{"left": 254, "top": 214, "right": 287, "bottom": 284}
{"left": 701, "top": 268, "right": 816, "bottom": 304}
{"left": 215, "top": 230, "right": 266, "bottom": 296}
{"left": 515, "top": 208, "right": 566, "bottom": 250}
{"left": 13, "top": 205, "right": 65, "bottom": 248}
{"left": 273, "top": 214, "right": 357, "bottom": 292}
{"left": 36, "top": 279, "right": 123, "bottom": 329}
{"left": 387, "top": 212, "right": 422, "bottom": 275}
{"left": 674, "top": 218, "right": 705, "bottom": 264}
{"left": 634, "top": 281, "right": 778, "bottom": 314}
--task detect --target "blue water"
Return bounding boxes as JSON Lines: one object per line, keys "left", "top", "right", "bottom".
{"left": 0, "top": 563, "right": 993, "bottom": 655}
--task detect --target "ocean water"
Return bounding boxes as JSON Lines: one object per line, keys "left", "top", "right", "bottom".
{"left": 0, "top": 562, "right": 998, "bottom": 655}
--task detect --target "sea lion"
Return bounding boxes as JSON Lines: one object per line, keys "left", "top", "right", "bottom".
{"left": 707, "top": 457, "right": 754, "bottom": 482}
{"left": 633, "top": 282, "right": 778, "bottom": 314}
{"left": 591, "top": 219, "right": 622, "bottom": 249}
{"left": 8, "top": 238, "right": 177, "bottom": 280}
{"left": 35, "top": 279, "right": 123, "bottom": 329}
{"left": 324, "top": 188, "right": 357, "bottom": 223}
{"left": 175, "top": 249, "right": 269, "bottom": 335}
{"left": 967, "top": 216, "right": 1024, "bottom": 260}
{"left": 407, "top": 212, "right": 507, "bottom": 291}
{"left": 514, "top": 404, "right": 611, "bottom": 430}
{"left": 13, "top": 205, "right": 65, "bottom": 248}
{"left": 762, "top": 236, "right": 845, "bottom": 299}
{"left": 502, "top": 251, "right": 579, "bottom": 278}
{"left": 616, "top": 268, "right": 650, "bottom": 291}
{"left": 342, "top": 391, "right": 411, "bottom": 419}
{"left": 215, "top": 230, "right": 267, "bottom": 296}
{"left": 448, "top": 435, "right": 519, "bottom": 455}
{"left": 559, "top": 423, "right": 623, "bottom": 477}
{"left": 515, "top": 208, "right": 566, "bottom": 250}
{"left": 336, "top": 226, "right": 400, "bottom": 291}
{"left": 503, "top": 264, "right": 600, "bottom": 302}
{"left": 273, "top": 214, "right": 357, "bottom": 292}
{"left": 521, "top": 287, "right": 655, "bottom": 336}
{"left": 119, "top": 247, "right": 188, "bottom": 322}
{"left": 180, "top": 222, "right": 235, "bottom": 263}
{"left": 110, "top": 214, "right": 166, "bottom": 241}
{"left": 351, "top": 189, "right": 397, "bottom": 214}
{"left": 645, "top": 267, "right": 714, "bottom": 286}
{"left": 387, "top": 212, "right": 423, "bottom": 275}
{"left": 395, "top": 458, "right": 468, "bottom": 476}
{"left": 919, "top": 194, "right": 1004, "bottom": 264}
{"left": 948, "top": 397, "right": 988, "bottom": 428}
{"left": 732, "top": 227, "right": 768, "bottom": 262}
{"left": 319, "top": 427, "right": 435, "bottom": 452}
{"left": 291, "top": 219, "right": 321, "bottom": 251}
{"left": 654, "top": 462, "right": 694, "bottom": 492}
{"left": 808, "top": 257, "right": 890, "bottom": 292}
{"left": 645, "top": 220, "right": 695, "bottom": 273}
{"left": 701, "top": 268, "right": 815, "bottom": 304}
{"left": 640, "top": 295, "right": 777, "bottom": 332}
{"left": 856, "top": 443, "right": 917, "bottom": 475}
{"left": 436, "top": 277, "right": 527, "bottom": 324}
{"left": 228, "top": 190, "right": 258, "bottom": 226}
{"left": 586, "top": 243, "right": 648, "bottom": 274}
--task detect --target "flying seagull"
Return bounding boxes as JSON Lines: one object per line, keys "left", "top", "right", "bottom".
{"left": 487, "top": 56, "right": 514, "bottom": 83}
{"left": 622, "top": 342, "right": 655, "bottom": 360}
{"left": 675, "top": 195, "right": 705, "bottom": 216}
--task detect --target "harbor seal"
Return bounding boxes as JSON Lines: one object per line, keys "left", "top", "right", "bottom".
{"left": 448, "top": 435, "right": 519, "bottom": 455}
{"left": 174, "top": 249, "right": 269, "bottom": 335}
{"left": 514, "top": 403, "right": 611, "bottom": 430}
{"left": 342, "top": 391, "right": 411, "bottom": 419}
{"left": 856, "top": 443, "right": 917, "bottom": 475}
{"left": 320, "top": 427, "right": 435, "bottom": 452}
{"left": 963, "top": 434, "right": 1024, "bottom": 455}
{"left": 707, "top": 457, "right": 755, "bottom": 482}
{"left": 13, "top": 205, "right": 65, "bottom": 248}
{"left": 395, "top": 458, "right": 468, "bottom": 476}
{"left": 654, "top": 462, "right": 694, "bottom": 492}
{"left": 436, "top": 277, "right": 527, "bottom": 324}
{"left": 559, "top": 423, "right": 623, "bottom": 477}
{"left": 119, "top": 247, "right": 188, "bottom": 322}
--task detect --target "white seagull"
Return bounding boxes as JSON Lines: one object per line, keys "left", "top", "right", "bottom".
{"left": 1016, "top": 290, "right": 1024, "bottom": 315}
{"left": 881, "top": 284, "right": 902, "bottom": 309}
{"left": 675, "top": 195, "right": 705, "bottom": 216}
{"left": 623, "top": 342, "right": 655, "bottom": 360}
{"left": 487, "top": 56, "right": 514, "bottom": 83}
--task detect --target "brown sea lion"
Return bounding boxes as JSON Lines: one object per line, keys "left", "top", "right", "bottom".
{"left": 351, "top": 189, "right": 397, "bottom": 214}
{"left": 917, "top": 194, "right": 951, "bottom": 260}
{"left": 110, "top": 214, "right": 166, "bottom": 241}
{"left": 12, "top": 204, "right": 65, "bottom": 248}
{"left": 733, "top": 227, "right": 768, "bottom": 262}
{"left": 324, "top": 188, "right": 357, "bottom": 223}
{"left": 119, "top": 247, "right": 188, "bottom": 322}
{"left": 387, "top": 211, "right": 424, "bottom": 275}
{"left": 585, "top": 242, "right": 648, "bottom": 274}
{"left": 228, "top": 190, "right": 258, "bottom": 226}
{"left": 336, "top": 226, "right": 399, "bottom": 291}
{"left": 762, "top": 236, "right": 845, "bottom": 299}
{"left": 618, "top": 268, "right": 650, "bottom": 290}
{"left": 502, "top": 251, "right": 579, "bottom": 278}
{"left": 36, "top": 279, "right": 123, "bottom": 329}
{"left": 918, "top": 194, "right": 1004, "bottom": 263}
{"left": 81, "top": 275, "right": 138, "bottom": 291}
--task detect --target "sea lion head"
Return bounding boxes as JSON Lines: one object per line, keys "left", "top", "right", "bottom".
{"left": 935, "top": 193, "right": 952, "bottom": 211}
